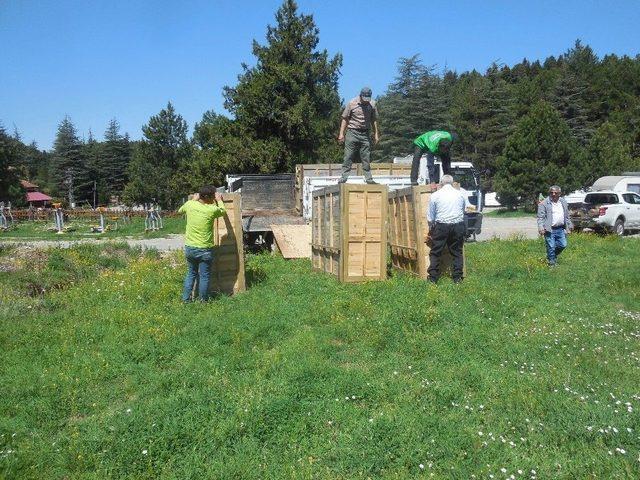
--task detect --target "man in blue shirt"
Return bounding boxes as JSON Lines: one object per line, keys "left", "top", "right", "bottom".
{"left": 427, "top": 175, "right": 466, "bottom": 283}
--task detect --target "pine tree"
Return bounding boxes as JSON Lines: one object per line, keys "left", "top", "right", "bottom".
{"left": 102, "top": 119, "right": 132, "bottom": 202}
{"left": 552, "top": 40, "right": 599, "bottom": 145}
{"left": 0, "top": 125, "right": 24, "bottom": 203}
{"left": 584, "top": 122, "right": 640, "bottom": 184}
{"left": 123, "top": 103, "right": 191, "bottom": 207}
{"left": 494, "top": 101, "right": 585, "bottom": 209}
{"left": 51, "top": 116, "right": 89, "bottom": 205}
{"left": 222, "top": 0, "right": 343, "bottom": 171}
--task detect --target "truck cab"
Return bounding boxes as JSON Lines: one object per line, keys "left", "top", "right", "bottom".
{"left": 393, "top": 155, "right": 483, "bottom": 239}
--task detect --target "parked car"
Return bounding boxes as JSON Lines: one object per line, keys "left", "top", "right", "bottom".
{"left": 569, "top": 191, "right": 640, "bottom": 235}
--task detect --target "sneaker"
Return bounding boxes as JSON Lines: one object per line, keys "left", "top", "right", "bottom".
{"left": 365, "top": 179, "right": 378, "bottom": 185}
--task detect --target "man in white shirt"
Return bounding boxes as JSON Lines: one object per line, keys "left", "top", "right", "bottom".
{"left": 426, "top": 175, "right": 467, "bottom": 283}
{"left": 537, "top": 185, "right": 573, "bottom": 266}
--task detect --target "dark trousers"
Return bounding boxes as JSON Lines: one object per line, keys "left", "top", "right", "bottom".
{"left": 410, "top": 146, "right": 451, "bottom": 184}
{"left": 341, "top": 129, "right": 373, "bottom": 181}
{"left": 428, "top": 221, "right": 465, "bottom": 281}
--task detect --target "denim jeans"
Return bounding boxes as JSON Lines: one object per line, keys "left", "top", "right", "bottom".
{"left": 182, "top": 246, "right": 214, "bottom": 302}
{"left": 544, "top": 227, "right": 567, "bottom": 265}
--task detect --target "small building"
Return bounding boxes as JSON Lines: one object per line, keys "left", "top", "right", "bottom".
{"left": 21, "top": 180, "right": 53, "bottom": 207}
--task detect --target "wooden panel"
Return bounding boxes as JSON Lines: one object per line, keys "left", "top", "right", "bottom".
{"left": 295, "top": 163, "right": 351, "bottom": 214}
{"left": 340, "top": 184, "right": 387, "bottom": 282}
{"left": 312, "top": 184, "right": 387, "bottom": 282}
{"left": 388, "top": 186, "right": 464, "bottom": 280}
{"left": 271, "top": 224, "right": 311, "bottom": 259}
{"left": 365, "top": 163, "right": 413, "bottom": 177}
{"left": 211, "top": 193, "right": 246, "bottom": 295}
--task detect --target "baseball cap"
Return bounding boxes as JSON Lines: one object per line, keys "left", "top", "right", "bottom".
{"left": 360, "top": 87, "right": 372, "bottom": 100}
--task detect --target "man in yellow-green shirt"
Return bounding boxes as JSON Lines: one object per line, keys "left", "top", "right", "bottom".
{"left": 178, "top": 185, "right": 226, "bottom": 302}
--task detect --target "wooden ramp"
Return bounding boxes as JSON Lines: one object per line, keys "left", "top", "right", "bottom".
{"left": 271, "top": 224, "right": 311, "bottom": 259}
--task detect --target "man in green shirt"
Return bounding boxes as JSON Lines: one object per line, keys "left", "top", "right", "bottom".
{"left": 178, "top": 185, "right": 227, "bottom": 302}
{"left": 410, "top": 130, "right": 456, "bottom": 185}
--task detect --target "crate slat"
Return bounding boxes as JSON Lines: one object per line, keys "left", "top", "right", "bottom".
{"left": 388, "top": 186, "right": 464, "bottom": 279}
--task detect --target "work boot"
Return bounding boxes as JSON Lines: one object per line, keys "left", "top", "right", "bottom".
{"left": 337, "top": 177, "right": 347, "bottom": 184}
{"left": 365, "top": 179, "right": 378, "bottom": 185}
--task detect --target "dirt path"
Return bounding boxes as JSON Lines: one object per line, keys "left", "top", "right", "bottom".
{"left": 0, "top": 234, "right": 186, "bottom": 251}
{"left": 475, "top": 216, "right": 540, "bottom": 241}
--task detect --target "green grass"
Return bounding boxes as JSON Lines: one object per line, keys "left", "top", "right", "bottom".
{"left": 0, "top": 216, "right": 185, "bottom": 241}
{"left": 1, "top": 236, "right": 639, "bottom": 479}
{"left": 483, "top": 207, "right": 535, "bottom": 218}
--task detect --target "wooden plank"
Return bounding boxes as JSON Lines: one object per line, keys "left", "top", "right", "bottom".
{"left": 211, "top": 193, "right": 245, "bottom": 295}
{"left": 271, "top": 224, "right": 311, "bottom": 259}
{"left": 366, "top": 162, "right": 413, "bottom": 176}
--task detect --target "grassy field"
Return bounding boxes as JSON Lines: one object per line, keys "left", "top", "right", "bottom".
{"left": 0, "top": 216, "right": 185, "bottom": 241}
{"left": 1, "top": 235, "right": 639, "bottom": 479}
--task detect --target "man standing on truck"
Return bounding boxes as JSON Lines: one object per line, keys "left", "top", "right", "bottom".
{"left": 537, "top": 185, "right": 573, "bottom": 267}
{"left": 427, "top": 174, "right": 466, "bottom": 284}
{"left": 337, "top": 87, "right": 380, "bottom": 184}
{"left": 410, "top": 130, "right": 457, "bottom": 185}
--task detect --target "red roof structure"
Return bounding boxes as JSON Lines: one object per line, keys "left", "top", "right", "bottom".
{"left": 26, "top": 191, "right": 52, "bottom": 202}
{"left": 20, "top": 180, "right": 39, "bottom": 191}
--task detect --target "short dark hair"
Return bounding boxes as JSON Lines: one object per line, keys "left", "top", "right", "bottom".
{"left": 439, "top": 139, "right": 452, "bottom": 151}
{"left": 199, "top": 185, "right": 217, "bottom": 199}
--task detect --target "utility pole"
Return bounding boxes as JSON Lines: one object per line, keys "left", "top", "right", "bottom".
{"left": 93, "top": 180, "right": 97, "bottom": 209}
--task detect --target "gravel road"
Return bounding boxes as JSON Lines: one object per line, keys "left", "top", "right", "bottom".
{"left": 2, "top": 217, "right": 636, "bottom": 251}
{"left": 475, "top": 215, "right": 539, "bottom": 241}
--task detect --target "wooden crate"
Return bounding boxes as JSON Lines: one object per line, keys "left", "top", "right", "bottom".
{"left": 211, "top": 193, "right": 245, "bottom": 295}
{"left": 365, "top": 162, "right": 413, "bottom": 176}
{"left": 388, "top": 186, "right": 464, "bottom": 279}
{"left": 295, "top": 163, "right": 353, "bottom": 214}
{"left": 312, "top": 184, "right": 388, "bottom": 282}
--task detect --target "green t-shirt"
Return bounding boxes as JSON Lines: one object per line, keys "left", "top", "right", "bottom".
{"left": 413, "top": 130, "right": 452, "bottom": 153}
{"left": 178, "top": 200, "right": 227, "bottom": 248}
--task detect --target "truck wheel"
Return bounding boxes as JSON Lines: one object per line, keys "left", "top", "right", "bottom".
{"left": 614, "top": 218, "right": 625, "bottom": 236}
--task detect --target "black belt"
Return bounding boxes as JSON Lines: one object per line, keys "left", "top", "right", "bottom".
{"left": 552, "top": 224, "right": 565, "bottom": 229}
{"left": 348, "top": 128, "right": 370, "bottom": 132}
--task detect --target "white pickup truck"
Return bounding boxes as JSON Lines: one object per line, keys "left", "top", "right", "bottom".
{"left": 569, "top": 190, "right": 640, "bottom": 235}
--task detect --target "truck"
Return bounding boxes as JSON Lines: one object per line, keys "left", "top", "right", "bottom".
{"left": 569, "top": 190, "right": 640, "bottom": 235}
{"left": 225, "top": 173, "right": 306, "bottom": 249}
{"left": 227, "top": 157, "right": 484, "bottom": 249}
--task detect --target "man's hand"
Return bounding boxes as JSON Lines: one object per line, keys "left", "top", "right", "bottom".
{"left": 337, "top": 133, "right": 345, "bottom": 145}
{"left": 214, "top": 192, "right": 223, "bottom": 202}
{"left": 538, "top": 228, "right": 545, "bottom": 236}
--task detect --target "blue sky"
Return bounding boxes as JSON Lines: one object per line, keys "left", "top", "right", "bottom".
{"left": 1, "top": 0, "right": 639, "bottom": 150}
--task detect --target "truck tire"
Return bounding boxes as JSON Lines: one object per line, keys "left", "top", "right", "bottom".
{"left": 614, "top": 218, "right": 625, "bottom": 236}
